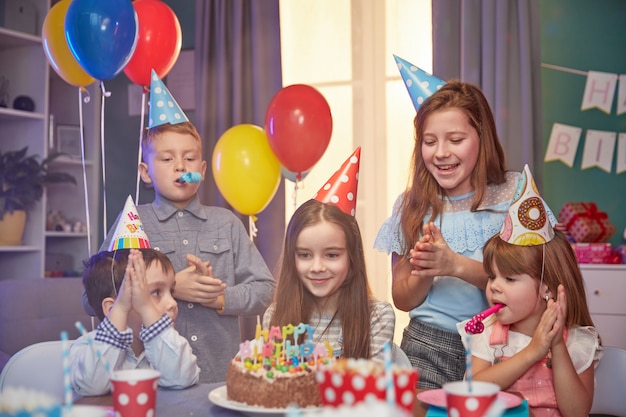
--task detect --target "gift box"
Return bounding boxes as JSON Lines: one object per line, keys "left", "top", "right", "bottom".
{"left": 558, "top": 202, "right": 616, "bottom": 243}
{"left": 572, "top": 243, "right": 612, "bottom": 264}
{"left": 316, "top": 358, "right": 418, "bottom": 413}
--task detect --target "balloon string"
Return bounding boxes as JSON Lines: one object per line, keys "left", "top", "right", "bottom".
{"left": 248, "top": 215, "right": 258, "bottom": 242}
{"left": 78, "top": 88, "right": 92, "bottom": 256}
{"left": 291, "top": 181, "right": 299, "bottom": 212}
{"left": 135, "top": 89, "right": 147, "bottom": 203}
{"left": 99, "top": 81, "right": 108, "bottom": 234}
{"left": 81, "top": 87, "right": 91, "bottom": 104}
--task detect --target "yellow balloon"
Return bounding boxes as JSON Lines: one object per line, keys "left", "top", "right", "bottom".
{"left": 42, "top": 0, "right": 95, "bottom": 88}
{"left": 212, "top": 124, "right": 281, "bottom": 216}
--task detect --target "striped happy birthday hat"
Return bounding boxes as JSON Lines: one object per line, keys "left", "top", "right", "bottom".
{"left": 313, "top": 147, "right": 361, "bottom": 216}
{"left": 107, "top": 195, "right": 151, "bottom": 251}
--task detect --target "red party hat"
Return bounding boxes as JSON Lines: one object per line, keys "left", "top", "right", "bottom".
{"left": 313, "top": 147, "right": 361, "bottom": 216}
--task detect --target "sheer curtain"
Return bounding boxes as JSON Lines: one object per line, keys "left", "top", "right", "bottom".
{"left": 432, "top": 0, "right": 543, "bottom": 184}
{"left": 194, "top": 0, "right": 284, "bottom": 338}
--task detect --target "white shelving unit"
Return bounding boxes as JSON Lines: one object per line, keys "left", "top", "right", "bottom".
{"left": 580, "top": 264, "right": 626, "bottom": 350}
{"left": 0, "top": 0, "right": 100, "bottom": 279}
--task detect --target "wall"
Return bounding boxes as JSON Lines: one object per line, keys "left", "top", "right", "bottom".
{"left": 541, "top": 0, "right": 626, "bottom": 247}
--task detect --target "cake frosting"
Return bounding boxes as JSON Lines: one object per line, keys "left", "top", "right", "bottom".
{"left": 225, "top": 322, "right": 334, "bottom": 409}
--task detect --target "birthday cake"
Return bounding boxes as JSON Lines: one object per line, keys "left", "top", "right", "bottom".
{"left": 225, "top": 323, "right": 334, "bottom": 409}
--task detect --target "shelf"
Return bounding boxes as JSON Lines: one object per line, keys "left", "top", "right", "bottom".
{"left": 0, "top": 107, "right": 46, "bottom": 121}
{"left": 0, "top": 245, "right": 40, "bottom": 252}
{"left": 45, "top": 231, "right": 89, "bottom": 238}
{"left": 579, "top": 263, "right": 626, "bottom": 271}
{"left": 0, "top": 27, "right": 41, "bottom": 49}
{"left": 50, "top": 156, "right": 95, "bottom": 166}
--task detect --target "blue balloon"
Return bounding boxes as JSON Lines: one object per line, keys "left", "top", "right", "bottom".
{"left": 65, "top": 0, "right": 138, "bottom": 80}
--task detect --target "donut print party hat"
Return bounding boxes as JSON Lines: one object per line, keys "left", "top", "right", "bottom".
{"left": 393, "top": 54, "right": 446, "bottom": 111}
{"left": 499, "top": 164, "right": 554, "bottom": 246}
{"left": 148, "top": 69, "right": 189, "bottom": 128}
{"left": 107, "top": 195, "right": 151, "bottom": 251}
{"left": 313, "top": 147, "right": 361, "bottom": 216}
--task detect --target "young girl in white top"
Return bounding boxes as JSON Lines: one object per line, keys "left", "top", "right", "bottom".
{"left": 458, "top": 165, "right": 602, "bottom": 417}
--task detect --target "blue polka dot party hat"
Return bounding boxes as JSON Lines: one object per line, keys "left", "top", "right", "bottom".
{"left": 393, "top": 54, "right": 446, "bottom": 111}
{"left": 148, "top": 69, "right": 189, "bottom": 128}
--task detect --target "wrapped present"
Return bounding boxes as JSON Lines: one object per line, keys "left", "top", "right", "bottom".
{"left": 558, "top": 202, "right": 616, "bottom": 243}
{"left": 572, "top": 243, "right": 611, "bottom": 264}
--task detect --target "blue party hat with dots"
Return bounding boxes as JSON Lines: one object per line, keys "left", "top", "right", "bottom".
{"left": 148, "top": 69, "right": 189, "bottom": 128}
{"left": 393, "top": 55, "right": 446, "bottom": 111}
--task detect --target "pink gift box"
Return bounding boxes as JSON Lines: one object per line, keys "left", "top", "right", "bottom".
{"left": 559, "top": 202, "right": 616, "bottom": 243}
{"left": 572, "top": 243, "right": 612, "bottom": 264}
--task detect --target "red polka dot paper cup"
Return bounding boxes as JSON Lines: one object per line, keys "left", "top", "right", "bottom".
{"left": 316, "top": 359, "right": 418, "bottom": 412}
{"left": 443, "top": 381, "right": 499, "bottom": 417}
{"left": 110, "top": 369, "right": 160, "bottom": 417}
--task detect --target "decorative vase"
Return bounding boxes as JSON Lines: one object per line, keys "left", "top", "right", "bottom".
{"left": 0, "top": 210, "right": 27, "bottom": 246}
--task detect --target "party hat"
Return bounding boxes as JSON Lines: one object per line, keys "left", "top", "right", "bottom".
{"left": 107, "top": 195, "right": 151, "bottom": 251}
{"left": 313, "top": 147, "right": 361, "bottom": 216}
{"left": 393, "top": 55, "right": 446, "bottom": 111}
{"left": 499, "top": 165, "right": 554, "bottom": 246}
{"left": 148, "top": 69, "right": 189, "bottom": 128}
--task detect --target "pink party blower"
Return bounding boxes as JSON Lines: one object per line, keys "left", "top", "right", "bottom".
{"left": 464, "top": 304, "right": 504, "bottom": 334}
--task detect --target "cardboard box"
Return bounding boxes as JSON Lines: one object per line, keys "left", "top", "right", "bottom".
{"left": 558, "top": 202, "right": 616, "bottom": 243}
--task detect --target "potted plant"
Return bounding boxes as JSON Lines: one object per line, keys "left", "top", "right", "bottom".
{"left": 0, "top": 146, "right": 76, "bottom": 245}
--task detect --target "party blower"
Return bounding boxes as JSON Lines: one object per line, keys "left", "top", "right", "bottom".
{"left": 176, "top": 172, "right": 202, "bottom": 183}
{"left": 464, "top": 304, "right": 504, "bottom": 334}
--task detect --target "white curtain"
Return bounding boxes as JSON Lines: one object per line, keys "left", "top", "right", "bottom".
{"left": 432, "top": 0, "right": 544, "bottom": 185}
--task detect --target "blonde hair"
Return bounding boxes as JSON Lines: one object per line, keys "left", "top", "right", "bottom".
{"left": 482, "top": 230, "right": 594, "bottom": 328}
{"left": 141, "top": 122, "right": 202, "bottom": 162}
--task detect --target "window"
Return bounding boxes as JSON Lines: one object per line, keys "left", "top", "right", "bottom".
{"left": 280, "top": 0, "right": 432, "bottom": 341}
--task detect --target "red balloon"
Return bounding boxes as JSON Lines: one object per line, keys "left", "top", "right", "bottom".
{"left": 123, "top": 0, "right": 182, "bottom": 87}
{"left": 265, "top": 84, "right": 333, "bottom": 173}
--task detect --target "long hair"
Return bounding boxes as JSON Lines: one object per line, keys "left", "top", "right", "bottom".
{"left": 82, "top": 249, "right": 174, "bottom": 321}
{"left": 270, "top": 199, "right": 373, "bottom": 358}
{"left": 483, "top": 230, "right": 594, "bottom": 328}
{"left": 399, "top": 80, "right": 507, "bottom": 256}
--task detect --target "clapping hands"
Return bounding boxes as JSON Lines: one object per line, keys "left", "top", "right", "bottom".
{"left": 174, "top": 254, "right": 227, "bottom": 309}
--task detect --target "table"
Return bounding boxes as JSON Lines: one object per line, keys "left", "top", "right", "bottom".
{"left": 76, "top": 383, "right": 244, "bottom": 416}
{"left": 76, "top": 383, "right": 531, "bottom": 417}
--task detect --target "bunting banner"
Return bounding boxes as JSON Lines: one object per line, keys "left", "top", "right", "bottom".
{"left": 542, "top": 63, "right": 626, "bottom": 174}
{"left": 581, "top": 130, "right": 616, "bottom": 173}
{"left": 544, "top": 123, "right": 582, "bottom": 168}
{"left": 581, "top": 71, "right": 618, "bottom": 114}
